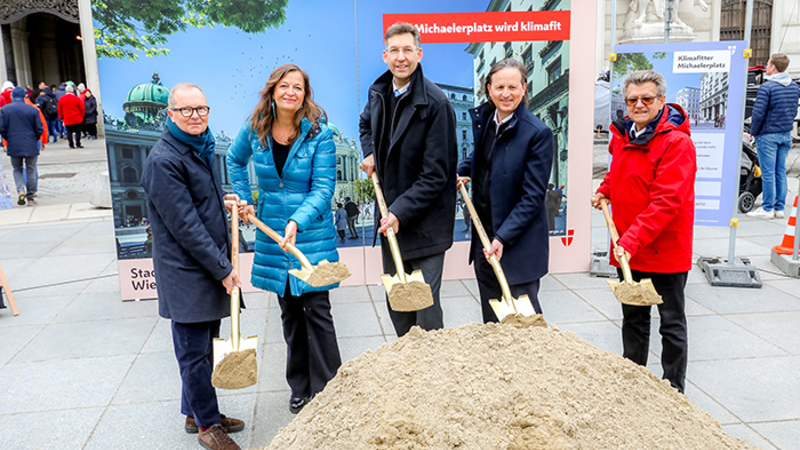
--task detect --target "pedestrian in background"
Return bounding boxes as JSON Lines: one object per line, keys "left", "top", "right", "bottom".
{"left": 83, "top": 89, "right": 98, "bottom": 140}
{"left": 747, "top": 53, "right": 800, "bottom": 220}
{"left": 37, "top": 86, "right": 60, "bottom": 143}
{"left": 344, "top": 196, "right": 359, "bottom": 239}
{"left": 58, "top": 85, "right": 85, "bottom": 149}
{"left": 591, "top": 70, "right": 696, "bottom": 393}
{"left": 335, "top": 202, "right": 347, "bottom": 243}
{"left": 0, "top": 87, "right": 44, "bottom": 206}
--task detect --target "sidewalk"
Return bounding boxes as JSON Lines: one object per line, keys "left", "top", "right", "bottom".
{"left": 2, "top": 196, "right": 800, "bottom": 449}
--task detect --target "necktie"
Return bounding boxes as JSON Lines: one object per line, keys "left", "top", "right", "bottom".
{"left": 394, "top": 89, "right": 401, "bottom": 97}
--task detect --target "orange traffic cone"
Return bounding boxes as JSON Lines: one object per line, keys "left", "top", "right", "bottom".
{"left": 773, "top": 195, "right": 799, "bottom": 255}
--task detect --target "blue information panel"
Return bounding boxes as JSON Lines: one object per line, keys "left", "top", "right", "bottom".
{"left": 612, "top": 41, "right": 747, "bottom": 227}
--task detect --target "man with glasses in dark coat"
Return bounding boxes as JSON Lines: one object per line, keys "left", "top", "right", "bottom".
{"left": 141, "top": 82, "right": 244, "bottom": 450}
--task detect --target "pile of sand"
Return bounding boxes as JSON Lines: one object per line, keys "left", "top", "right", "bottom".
{"left": 263, "top": 323, "right": 756, "bottom": 449}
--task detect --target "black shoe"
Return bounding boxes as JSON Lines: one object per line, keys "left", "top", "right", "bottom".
{"left": 76, "top": 145, "right": 84, "bottom": 148}
{"left": 69, "top": 145, "right": 75, "bottom": 149}
{"left": 17, "top": 194, "right": 25, "bottom": 206}
{"left": 289, "top": 396, "right": 310, "bottom": 414}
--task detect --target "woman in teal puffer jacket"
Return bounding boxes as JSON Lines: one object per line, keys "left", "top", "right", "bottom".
{"left": 227, "top": 63, "right": 341, "bottom": 414}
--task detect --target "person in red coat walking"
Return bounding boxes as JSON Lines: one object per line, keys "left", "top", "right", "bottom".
{"left": 591, "top": 70, "right": 696, "bottom": 393}
{"left": 57, "top": 85, "right": 85, "bottom": 148}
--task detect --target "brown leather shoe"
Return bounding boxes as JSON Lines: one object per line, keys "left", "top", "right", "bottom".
{"left": 186, "top": 414, "right": 244, "bottom": 434}
{"left": 198, "top": 424, "right": 240, "bottom": 450}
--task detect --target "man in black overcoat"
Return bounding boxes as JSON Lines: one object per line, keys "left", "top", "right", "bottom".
{"left": 141, "top": 82, "right": 243, "bottom": 450}
{"left": 359, "top": 22, "right": 457, "bottom": 337}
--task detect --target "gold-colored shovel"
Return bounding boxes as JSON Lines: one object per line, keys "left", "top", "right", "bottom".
{"left": 369, "top": 172, "right": 433, "bottom": 312}
{"left": 599, "top": 199, "right": 663, "bottom": 306}
{"left": 458, "top": 180, "right": 538, "bottom": 322}
{"left": 212, "top": 199, "right": 258, "bottom": 389}
{"left": 246, "top": 214, "right": 350, "bottom": 287}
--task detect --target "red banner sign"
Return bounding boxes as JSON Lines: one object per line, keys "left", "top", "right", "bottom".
{"left": 383, "top": 11, "right": 570, "bottom": 44}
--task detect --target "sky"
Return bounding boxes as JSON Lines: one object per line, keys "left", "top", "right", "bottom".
{"left": 96, "top": 0, "right": 490, "bottom": 141}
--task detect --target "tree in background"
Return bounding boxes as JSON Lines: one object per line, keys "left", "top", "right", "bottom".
{"left": 613, "top": 52, "right": 667, "bottom": 78}
{"left": 352, "top": 179, "right": 375, "bottom": 204}
{"left": 93, "top": 0, "right": 289, "bottom": 60}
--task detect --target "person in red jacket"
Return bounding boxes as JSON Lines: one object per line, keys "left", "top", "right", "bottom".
{"left": 591, "top": 70, "right": 696, "bottom": 393}
{"left": 57, "top": 85, "right": 85, "bottom": 148}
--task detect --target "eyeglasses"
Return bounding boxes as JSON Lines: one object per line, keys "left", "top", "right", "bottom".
{"left": 625, "top": 96, "right": 658, "bottom": 106}
{"left": 171, "top": 106, "right": 210, "bottom": 117}
{"left": 386, "top": 47, "right": 417, "bottom": 56}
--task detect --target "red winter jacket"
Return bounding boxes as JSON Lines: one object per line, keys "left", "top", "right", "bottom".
{"left": 58, "top": 92, "right": 85, "bottom": 126}
{"left": 596, "top": 103, "right": 696, "bottom": 273}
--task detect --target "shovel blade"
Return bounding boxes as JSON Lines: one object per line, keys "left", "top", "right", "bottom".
{"left": 289, "top": 267, "right": 315, "bottom": 283}
{"left": 512, "top": 295, "right": 537, "bottom": 317}
{"left": 489, "top": 298, "right": 517, "bottom": 322}
{"left": 607, "top": 279, "right": 663, "bottom": 306}
{"left": 212, "top": 336, "right": 258, "bottom": 368}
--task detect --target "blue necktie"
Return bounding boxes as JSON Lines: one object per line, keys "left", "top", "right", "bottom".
{"left": 394, "top": 89, "right": 401, "bottom": 97}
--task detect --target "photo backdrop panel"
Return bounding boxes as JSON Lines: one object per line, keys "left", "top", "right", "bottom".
{"left": 95, "top": 0, "right": 359, "bottom": 300}
{"left": 611, "top": 41, "right": 748, "bottom": 227}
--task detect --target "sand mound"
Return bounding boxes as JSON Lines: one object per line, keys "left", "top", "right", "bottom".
{"left": 263, "top": 323, "right": 756, "bottom": 450}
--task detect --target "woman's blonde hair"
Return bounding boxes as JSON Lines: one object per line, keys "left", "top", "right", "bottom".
{"left": 249, "top": 64, "right": 325, "bottom": 144}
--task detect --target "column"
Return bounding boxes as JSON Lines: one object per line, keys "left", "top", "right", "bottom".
{"left": 0, "top": 24, "right": 6, "bottom": 83}
{"left": 10, "top": 22, "right": 31, "bottom": 88}
{"left": 78, "top": 0, "right": 105, "bottom": 136}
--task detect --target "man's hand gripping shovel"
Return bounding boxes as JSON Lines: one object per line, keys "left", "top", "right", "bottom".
{"left": 211, "top": 195, "right": 258, "bottom": 389}
{"left": 599, "top": 199, "right": 662, "bottom": 306}
{"left": 458, "top": 179, "right": 537, "bottom": 321}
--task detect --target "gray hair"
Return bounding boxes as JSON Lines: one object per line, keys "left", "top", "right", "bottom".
{"left": 384, "top": 22, "right": 421, "bottom": 49}
{"left": 621, "top": 70, "right": 667, "bottom": 98}
{"left": 168, "top": 82, "right": 205, "bottom": 109}
{"left": 65, "top": 85, "right": 74, "bottom": 93}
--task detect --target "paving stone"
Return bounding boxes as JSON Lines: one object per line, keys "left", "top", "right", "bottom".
{"left": 264, "top": 304, "right": 285, "bottom": 344}
{"left": 85, "top": 396, "right": 254, "bottom": 450}
{"left": 686, "top": 283, "right": 800, "bottom": 314}
{"left": 0, "top": 241, "right": 58, "bottom": 259}
{"left": 249, "top": 390, "right": 296, "bottom": 448}
{"left": 371, "top": 298, "right": 397, "bottom": 337}
{"left": 257, "top": 342, "right": 288, "bottom": 393}
{"left": 551, "top": 272, "right": 612, "bottom": 289}
{"left": 0, "top": 295, "right": 74, "bottom": 327}
{"left": 219, "top": 308, "right": 269, "bottom": 349}
{"left": 559, "top": 320, "right": 623, "bottom": 355}
{"left": 460, "top": 277, "right": 479, "bottom": 297}
{"left": 768, "top": 278, "right": 800, "bottom": 299}
{"left": 694, "top": 225, "right": 732, "bottom": 239}
{"left": 686, "top": 315, "right": 787, "bottom": 361}
{"left": 727, "top": 311, "right": 800, "bottom": 356}
{"left": 329, "top": 284, "right": 371, "bottom": 304}
{"left": 53, "top": 291, "right": 158, "bottom": 323}
{"left": 684, "top": 381, "right": 741, "bottom": 426}
{"left": 0, "top": 407, "right": 105, "bottom": 450}
{"left": 10, "top": 253, "right": 116, "bottom": 290}
{"left": 440, "top": 295, "right": 482, "bottom": 329}
{"left": 112, "top": 351, "right": 181, "bottom": 404}
{"left": 690, "top": 356, "right": 800, "bottom": 423}
{"left": 735, "top": 219, "right": 788, "bottom": 238}
{"left": 749, "top": 420, "right": 800, "bottom": 450}
{"left": 572, "top": 287, "right": 623, "bottom": 321}
{"left": 0, "top": 355, "right": 135, "bottom": 414}
{"left": 330, "top": 301, "right": 382, "bottom": 338}
{"left": 540, "top": 274, "right": 568, "bottom": 291}
{"left": 11, "top": 317, "right": 156, "bottom": 363}
{"left": 0, "top": 324, "right": 43, "bottom": 365}
{"left": 241, "top": 290, "right": 273, "bottom": 310}
{"left": 12, "top": 280, "right": 90, "bottom": 299}
{"left": 0, "top": 221, "right": 85, "bottom": 244}
{"left": 539, "top": 289, "right": 606, "bottom": 324}
{"left": 81, "top": 274, "right": 122, "bottom": 294}
{"left": 0, "top": 257, "right": 37, "bottom": 279}
{"left": 721, "top": 423, "right": 779, "bottom": 450}
{"left": 693, "top": 237, "right": 772, "bottom": 258}
{"left": 338, "top": 335, "right": 388, "bottom": 364}
{"left": 440, "top": 279, "right": 471, "bottom": 297}
{"left": 141, "top": 318, "right": 174, "bottom": 354}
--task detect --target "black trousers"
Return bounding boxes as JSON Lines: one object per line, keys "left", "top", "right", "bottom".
{"left": 619, "top": 269, "right": 688, "bottom": 393}
{"left": 66, "top": 123, "right": 82, "bottom": 147}
{"left": 472, "top": 244, "right": 542, "bottom": 323}
{"left": 381, "top": 248, "right": 445, "bottom": 337}
{"left": 278, "top": 287, "right": 341, "bottom": 399}
{"left": 171, "top": 320, "right": 221, "bottom": 428}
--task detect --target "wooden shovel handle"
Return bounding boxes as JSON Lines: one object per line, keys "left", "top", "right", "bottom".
{"left": 599, "top": 199, "right": 634, "bottom": 283}
{"left": 370, "top": 172, "right": 407, "bottom": 282}
{"left": 245, "top": 214, "right": 314, "bottom": 270}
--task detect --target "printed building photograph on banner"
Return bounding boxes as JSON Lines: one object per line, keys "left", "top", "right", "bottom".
{"left": 94, "top": 0, "right": 360, "bottom": 262}
{"left": 358, "top": 0, "right": 572, "bottom": 240}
